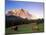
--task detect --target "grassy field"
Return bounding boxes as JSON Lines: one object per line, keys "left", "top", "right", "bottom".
{"left": 6, "top": 23, "right": 44, "bottom": 34}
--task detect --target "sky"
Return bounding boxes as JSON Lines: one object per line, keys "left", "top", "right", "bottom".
{"left": 5, "top": 0, "right": 44, "bottom": 18}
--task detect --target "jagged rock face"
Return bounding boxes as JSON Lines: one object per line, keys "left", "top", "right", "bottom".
{"left": 6, "top": 9, "right": 32, "bottom": 19}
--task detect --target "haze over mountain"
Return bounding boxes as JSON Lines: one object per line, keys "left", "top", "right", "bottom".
{"left": 6, "top": 9, "right": 42, "bottom": 20}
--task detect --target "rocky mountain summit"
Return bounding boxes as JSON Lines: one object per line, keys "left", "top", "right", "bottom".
{"left": 6, "top": 9, "right": 32, "bottom": 19}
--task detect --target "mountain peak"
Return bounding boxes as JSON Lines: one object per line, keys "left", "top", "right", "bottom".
{"left": 6, "top": 9, "right": 32, "bottom": 19}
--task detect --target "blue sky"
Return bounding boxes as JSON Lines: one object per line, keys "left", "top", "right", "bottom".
{"left": 5, "top": 0, "right": 44, "bottom": 18}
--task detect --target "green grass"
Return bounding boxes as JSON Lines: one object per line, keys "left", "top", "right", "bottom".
{"left": 38, "top": 23, "right": 44, "bottom": 32}
{"left": 18, "top": 27, "right": 32, "bottom": 33}
{"left": 6, "top": 23, "right": 44, "bottom": 34}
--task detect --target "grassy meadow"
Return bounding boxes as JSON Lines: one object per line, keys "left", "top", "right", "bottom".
{"left": 6, "top": 23, "right": 44, "bottom": 34}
